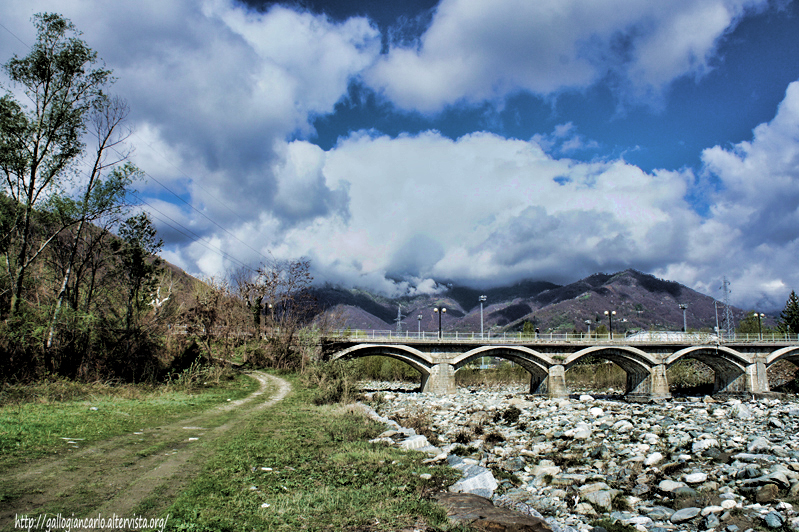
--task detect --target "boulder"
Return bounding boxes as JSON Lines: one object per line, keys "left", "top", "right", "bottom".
{"left": 435, "top": 493, "right": 553, "bottom": 532}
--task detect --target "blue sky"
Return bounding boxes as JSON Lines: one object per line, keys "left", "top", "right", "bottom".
{"left": 2, "top": 0, "right": 799, "bottom": 310}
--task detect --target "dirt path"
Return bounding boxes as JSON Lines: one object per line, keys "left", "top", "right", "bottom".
{"left": 0, "top": 372, "right": 291, "bottom": 530}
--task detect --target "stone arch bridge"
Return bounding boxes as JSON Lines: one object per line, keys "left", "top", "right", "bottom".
{"left": 320, "top": 336, "right": 799, "bottom": 400}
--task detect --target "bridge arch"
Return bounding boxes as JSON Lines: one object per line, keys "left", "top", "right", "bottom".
{"left": 766, "top": 346, "right": 799, "bottom": 366}
{"left": 453, "top": 346, "right": 551, "bottom": 394}
{"left": 666, "top": 346, "right": 750, "bottom": 394}
{"left": 566, "top": 346, "right": 660, "bottom": 397}
{"left": 329, "top": 344, "right": 435, "bottom": 382}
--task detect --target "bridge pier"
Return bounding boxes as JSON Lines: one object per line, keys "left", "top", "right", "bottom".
{"left": 422, "top": 363, "right": 456, "bottom": 394}
{"left": 746, "top": 360, "right": 769, "bottom": 394}
{"left": 547, "top": 365, "right": 568, "bottom": 398}
{"left": 626, "top": 364, "right": 671, "bottom": 401}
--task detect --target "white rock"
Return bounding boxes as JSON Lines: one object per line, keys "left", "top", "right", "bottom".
{"left": 659, "top": 479, "right": 687, "bottom": 492}
{"left": 589, "top": 407, "right": 604, "bottom": 417}
{"left": 399, "top": 435, "right": 429, "bottom": 450}
{"left": 692, "top": 439, "right": 719, "bottom": 453}
{"left": 684, "top": 472, "right": 708, "bottom": 484}
{"left": 644, "top": 452, "right": 664, "bottom": 466}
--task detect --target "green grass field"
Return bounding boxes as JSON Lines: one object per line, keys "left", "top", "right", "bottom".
{"left": 0, "top": 373, "right": 257, "bottom": 471}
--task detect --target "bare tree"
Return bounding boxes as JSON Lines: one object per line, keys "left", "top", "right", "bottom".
{"left": 47, "top": 96, "right": 138, "bottom": 349}
{"left": 254, "top": 258, "right": 316, "bottom": 370}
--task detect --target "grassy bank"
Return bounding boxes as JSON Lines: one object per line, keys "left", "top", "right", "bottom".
{"left": 162, "top": 374, "right": 469, "bottom": 532}
{"left": 0, "top": 369, "right": 257, "bottom": 471}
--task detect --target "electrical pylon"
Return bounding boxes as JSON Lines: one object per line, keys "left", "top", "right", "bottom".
{"left": 720, "top": 277, "right": 735, "bottom": 334}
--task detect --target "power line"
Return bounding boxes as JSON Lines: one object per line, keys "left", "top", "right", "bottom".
{"left": 131, "top": 192, "right": 256, "bottom": 272}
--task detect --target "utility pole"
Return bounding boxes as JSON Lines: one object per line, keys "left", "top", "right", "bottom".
{"left": 479, "top": 295, "right": 487, "bottom": 339}
{"left": 679, "top": 303, "right": 688, "bottom": 332}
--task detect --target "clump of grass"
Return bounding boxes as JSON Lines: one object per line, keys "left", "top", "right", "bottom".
{"left": 391, "top": 411, "right": 440, "bottom": 446}
{"left": 301, "top": 360, "right": 362, "bottom": 405}
{"left": 484, "top": 432, "right": 505, "bottom": 445}
{"left": 451, "top": 445, "right": 478, "bottom": 456}
{"left": 590, "top": 518, "right": 637, "bottom": 532}
{"left": 453, "top": 431, "right": 471, "bottom": 445}
{"left": 612, "top": 493, "right": 632, "bottom": 511}
{"left": 501, "top": 406, "right": 521, "bottom": 424}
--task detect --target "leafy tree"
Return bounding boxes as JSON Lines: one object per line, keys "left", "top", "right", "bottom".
{"left": 737, "top": 311, "right": 762, "bottom": 335}
{"left": 112, "top": 213, "right": 163, "bottom": 330}
{"left": 522, "top": 321, "right": 536, "bottom": 336}
{"left": 779, "top": 290, "right": 799, "bottom": 336}
{"left": 1, "top": 13, "right": 113, "bottom": 316}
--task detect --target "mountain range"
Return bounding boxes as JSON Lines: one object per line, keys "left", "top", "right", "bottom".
{"left": 313, "top": 269, "right": 768, "bottom": 335}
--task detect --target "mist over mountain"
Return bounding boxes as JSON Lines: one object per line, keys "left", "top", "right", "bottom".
{"left": 313, "top": 269, "right": 766, "bottom": 334}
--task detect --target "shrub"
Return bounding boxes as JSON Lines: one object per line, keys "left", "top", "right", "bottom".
{"left": 301, "top": 360, "right": 361, "bottom": 405}
{"left": 502, "top": 406, "right": 521, "bottom": 424}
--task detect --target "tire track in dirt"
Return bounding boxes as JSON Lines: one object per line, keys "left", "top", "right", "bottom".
{"left": 0, "top": 372, "right": 291, "bottom": 529}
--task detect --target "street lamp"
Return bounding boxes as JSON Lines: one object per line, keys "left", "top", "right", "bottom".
{"left": 679, "top": 303, "right": 688, "bottom": 332}
{"left": 756, "top": 312, "right": 765, "bottom": 340}
{"left": 417, "top": 314, "right": 423, "bottom": 337}
{"left": 604, "top": 310, "right": 616, "bottom": 339}
{"left": 479, "top": 295, "right": 487, "bottom": 339}
{"left": 434, "top": 307, "right": 446, "bottom": 339}
{"left": 585, "top": 319, "right": 591, "bottom": 338}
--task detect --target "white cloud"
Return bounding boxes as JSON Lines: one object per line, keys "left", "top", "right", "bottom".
{"left": 3, "top": 0, "right": 797, "bottom": 312}
{"left": 666, "top": 79, "right": 799, "bottom": 310}
{"left": 366, "top": 0, "right": 769, "bottom": 112}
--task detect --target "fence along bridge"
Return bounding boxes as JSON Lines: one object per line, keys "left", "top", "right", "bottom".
{"left": 320, "top": 332, "right": 799, "bottom": 400}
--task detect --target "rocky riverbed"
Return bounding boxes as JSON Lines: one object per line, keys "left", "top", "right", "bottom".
{"left": 361, "top": 382, "right": 799, "bottom": 532}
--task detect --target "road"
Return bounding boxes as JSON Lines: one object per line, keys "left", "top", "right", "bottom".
{"left": 0, "top": 372, "right": 291, "bottom": 530}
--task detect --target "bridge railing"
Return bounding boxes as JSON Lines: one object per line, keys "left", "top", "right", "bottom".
{"left": 326, "top": 329, "right": 799, "bottom": 343}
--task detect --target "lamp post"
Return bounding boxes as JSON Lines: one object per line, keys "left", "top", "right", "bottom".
{"left": 604, "top": 310, "right": 616, "bottom": 339}
{"left": 417, "top": 314, "right": 422, "bottom": 337}
{"left": 479, "top": 295, "right": 487, "bottom": 339}
{"left": 434, "top": 307, "right": 446, "bottom": 339}
{"left": 756, "top": 312, "right": 765, "bottom": 340}
{"left": 585, "top": 319, "right": 591, "bottom": 338}
{"left": 679, "top": 303, "right": 688, "bottom": 332}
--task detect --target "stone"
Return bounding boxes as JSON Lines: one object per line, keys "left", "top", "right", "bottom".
{"left": 613, "top": 420, "right": 633, "bottom": 433}
{"left": 399, "top": 434, "right": 429, "bottom": 450}
{"left": 658, "top": 479, "right": 687, "bottom": 492}
{"left": 574, "top": 502, "right": 598, "bottom": 516}
{"left": 731, "top": 404, "right": 753, "bottom": 420}
{"left": 692, "top": 438, "right": 719, "bottom": 453}
{"left": 748, "top": 436, "right": 771, "bottom": 453}
{"left": 645, "top": 452, "right": 664, "bottom": 466}
{"left": 646, "top": 506, "right": 675, "bottom": 520}
{"left": 435, "top": 493, "right": 553, "bottom": 532}
{"left": 670, "top": 507, "right": 701, "bottom": 523}
{"left": 705, "top": 512, "right": 720, "bottom": 528}
{"left": 755, "top": 483, "right": 780, "bottom": 503}
{"left": 583, "top": 489, "right": 620, "bottom": 511}
{"left": 762, "top": 511, "right": 784, "bottom": 528}
{"left": 684, "top": 472, "right": 708, "bottom": 484}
